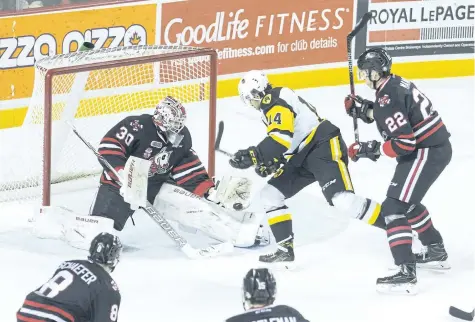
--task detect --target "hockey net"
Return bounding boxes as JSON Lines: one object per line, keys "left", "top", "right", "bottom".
{"left": 0, "top": 45, "right": 217, "bottom": 205}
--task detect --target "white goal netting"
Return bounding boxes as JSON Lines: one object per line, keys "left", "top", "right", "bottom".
{"left": 0, "top": 45, "right": 214, "bottom": 203}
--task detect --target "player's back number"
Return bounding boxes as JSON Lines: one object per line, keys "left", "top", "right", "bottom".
{"left": 38, "top": 270, "right": 74, "bottom": 298}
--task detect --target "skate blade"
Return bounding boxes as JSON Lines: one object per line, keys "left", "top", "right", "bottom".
{"left": 258, "top": 261, "right": 297, "bottom": 271}
{"left": 417, "top": 260, "right": 451, "bottom": 271}
{"left": 376, "top": 282, "right": 418, "bottom": 295}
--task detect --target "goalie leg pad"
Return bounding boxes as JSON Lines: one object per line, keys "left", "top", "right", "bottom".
{"left": 34, "top": 206, "right": 115, "bottom": 251}
{"left": 154, "top": 183, "right": 261, "bottom": 247}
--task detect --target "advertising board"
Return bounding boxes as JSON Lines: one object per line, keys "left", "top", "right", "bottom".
{"left": 355, "top": 0, "right": 474, "bottom": 58}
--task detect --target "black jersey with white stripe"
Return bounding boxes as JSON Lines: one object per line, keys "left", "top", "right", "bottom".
{"left": 97, "top": 114, "right": 213, "bottom": 197}
{"left": 17, "top": 260, "right": 120, "bottom": 322}
{"left": 225, "top": 304, "right": 310, "bottom": 322}
{"left": 372, "top": 75, "right": 450, "bottom": 158}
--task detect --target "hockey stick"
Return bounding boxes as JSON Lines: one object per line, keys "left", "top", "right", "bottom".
{"left": 347, "top": 12, "right": 372, "bottom": 143}
{"left": 450, "top": 306, "right": 475, "bottom": 321}
{"left": 67, "top": 122, "right": 233, "bottom": 259}
{"left": 215, "top": 121, "right": 234, "bottom": 158}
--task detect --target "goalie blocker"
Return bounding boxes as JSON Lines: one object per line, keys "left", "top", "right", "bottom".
{"left": 54, "top": 96, "right": 264, "bottom": 251}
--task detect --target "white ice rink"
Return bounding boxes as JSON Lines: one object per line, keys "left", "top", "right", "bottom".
{"left": 0, "top": 76, "right": 474, "bottom": 321}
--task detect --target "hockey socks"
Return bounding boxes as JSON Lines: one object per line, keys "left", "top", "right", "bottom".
{"left": 266, "top": 205, "right": 293, "bottom": 244}
{"left": 385, "top": 215, "right": 415, "bottom": 265}
{"left": 407, "top": 204, "right": 443, "bottom": 245}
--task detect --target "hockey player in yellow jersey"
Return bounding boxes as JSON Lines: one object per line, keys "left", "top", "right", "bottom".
{"left": 230, "top": 70, "right": 384, "bottom": 267}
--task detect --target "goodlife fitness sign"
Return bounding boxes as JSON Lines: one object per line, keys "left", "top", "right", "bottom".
{"left": 354, "top": 0, "right": 474, "bottom": 58}
{"left": 159, "top": 0, "right": 354, "bottom": 74}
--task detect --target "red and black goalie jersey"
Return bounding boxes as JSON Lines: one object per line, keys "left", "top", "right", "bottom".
{"left": 373, "top": 75, "right": 450, "bottom": 158}
{"left": 97, "top": 114, "right": 213, "bottom": 197}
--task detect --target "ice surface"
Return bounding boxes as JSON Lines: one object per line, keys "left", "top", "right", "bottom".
{"left": 0, "top": 77, "right": 473, "bottom": 321}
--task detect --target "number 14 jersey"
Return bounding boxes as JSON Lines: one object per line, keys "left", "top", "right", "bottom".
{"left": 17, "top": 260, "right": 121, "bottom": 322}
{"left": 373, "top": 75, "right": 450, "bottom": 159}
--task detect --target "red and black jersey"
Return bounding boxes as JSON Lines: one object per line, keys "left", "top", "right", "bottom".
{"left": 373, "top": 75, "right": 450, "bottom": 158}
{"left": 17, "top": 260, "right": 120, "bottom": 322}
{"left": 98, "top": 114, "right": 213, "bottom": 197}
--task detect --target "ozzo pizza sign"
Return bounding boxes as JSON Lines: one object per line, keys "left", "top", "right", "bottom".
{"left": 0, "top": 24, "right": 147, "bottom": 70}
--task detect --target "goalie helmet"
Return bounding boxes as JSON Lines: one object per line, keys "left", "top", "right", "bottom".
{"left": 88, "top": 232, "right": 123, "bottom": 273}
{"left": 242, "top": 268, "right": 277, "bottom": 310}
{"left": 153, "top": 96, "right": 187, "bottom": 134}
{"left": 357, "top": 47, "right": 392, "bottom": 89}
{"left": 238, "top": 70, "right": 270, "bottom": 110}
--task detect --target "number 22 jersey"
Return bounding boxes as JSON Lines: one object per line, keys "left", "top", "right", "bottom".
{"left": 372, "top": 74, "right": 450, "bottom": 159}
{"left": 17, "top": 260, "right": 121, "bottom": 322}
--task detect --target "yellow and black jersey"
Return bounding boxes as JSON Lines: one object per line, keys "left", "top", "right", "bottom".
{"left": 257, "top": 87, "right": 338, "bottom": 163}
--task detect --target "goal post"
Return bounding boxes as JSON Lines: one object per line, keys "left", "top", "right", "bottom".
{"left": 0, "top": 45, "right": 217, "bottom": 206}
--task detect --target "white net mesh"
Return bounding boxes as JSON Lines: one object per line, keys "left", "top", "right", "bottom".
{"left": 0, "top": 45, "right": 213, "bottom": 203}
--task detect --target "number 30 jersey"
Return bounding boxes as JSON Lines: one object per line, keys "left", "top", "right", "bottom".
{"left": 17, "top": 260, "right": 121, "bottom": 322}
{"left": 372, "top": 75, "right": 450, "bottom": 158}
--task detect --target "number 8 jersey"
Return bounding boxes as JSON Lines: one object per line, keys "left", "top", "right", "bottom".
{"left": 373, "top": 75, "right": 450, "bottom": 158}
{"left": 17, "top": 260, "right": 121, "bottom": 322}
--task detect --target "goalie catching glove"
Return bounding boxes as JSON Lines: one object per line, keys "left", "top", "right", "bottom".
{"left": 205, "top": 176, "right": 252, "bottom": 211}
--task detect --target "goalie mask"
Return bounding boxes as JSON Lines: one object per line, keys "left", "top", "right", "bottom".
{"left": 153, "top": 96, "right": 187, "bottom": 135}
{"left": 238, "top": 70, "right": 270, "bottom": 110}
{"left": 242, "top": 268, "right": 277, "bottom": 310}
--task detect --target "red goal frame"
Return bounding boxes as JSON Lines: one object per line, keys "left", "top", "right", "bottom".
{"left": 41, "top": 48, "right": 218, "bottom": 206}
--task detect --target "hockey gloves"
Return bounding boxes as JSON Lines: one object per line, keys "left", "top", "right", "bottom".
{"left": 229, "top": 146, "right": 263, "bottom": 169}
{"left": 344, "top": 95, "right": 374, "bottom": 124}
{"left": 348, "top": 140, "right": 381, "bottom": 162}
{"left": 255, "top": 157, "right": 285, "bottom": 178}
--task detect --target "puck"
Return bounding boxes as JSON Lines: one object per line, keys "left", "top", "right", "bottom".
{"left": 233, "top": 203, "right": 243, "bottom": 210}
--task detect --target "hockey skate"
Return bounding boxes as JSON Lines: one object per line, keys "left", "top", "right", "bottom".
{"left": 376, "top": 263, "right": 417, "bottom": 295}
{"left": 259, "top": 237, "right": 295, "bottom": 270}
{"left": 415, "top": 242, "right": 450, "bottom": 271}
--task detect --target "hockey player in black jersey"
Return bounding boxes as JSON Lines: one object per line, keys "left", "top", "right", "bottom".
{"left": 231, "top": 70, "right": 384, "bottom": 268}
{"left": 63, "top": 96, "right": 264, "bottom": 251}
{"left": 226, "top": 268, "right": 309, "bottom": 322}
{"left": 17, "top": 232, "right": 122, "bottom": 322}
{"left": 344, "top": 47, "right": 451, "bottom": 294}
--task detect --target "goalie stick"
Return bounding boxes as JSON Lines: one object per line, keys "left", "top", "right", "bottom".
{"left": 450, "top": 306, "right": 475, "bottom": 321}
{"left": 67, "top": 122, "right": 233, "bottom": 259}
{"left": 215, "top": 121, "right": 234, "bottom": 158}
{"left": 347, "top": 12, "right": 372, "bottom": 143}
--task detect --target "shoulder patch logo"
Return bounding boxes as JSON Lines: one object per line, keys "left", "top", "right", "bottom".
{"left": 262, "top": 94, "right": 272, "bottom": 104}
{"left": 130, "top": 120, "right": 143, "bottom": 132}
{"left": 378, "top": 94, "right": 391, "bottom": 107}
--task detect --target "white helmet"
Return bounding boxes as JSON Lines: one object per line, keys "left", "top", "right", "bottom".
{"left": 153, "top": 96, "right": 187, "bottom": 134}
{"left": 238, "top": 70, "right": 270, "bottom": 109}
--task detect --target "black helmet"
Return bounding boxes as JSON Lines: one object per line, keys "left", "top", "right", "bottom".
{"left": 357, "top": 47, "right": 392, "bottom": 77}
{"left": 88, "top": 232, "right": 123, "bottom": 272}
{"left": 242, "top": 268, "right": 277, "bottom": 310}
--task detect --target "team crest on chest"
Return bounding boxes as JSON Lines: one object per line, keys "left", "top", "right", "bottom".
{"left": 378, "top": 94, "right": 391, "bottom": 107}
{"left": 149, "top": 147, "right": 173, "bottom": 176}
{"left": 130, "top": 120, "right": 143, "bottom": 132}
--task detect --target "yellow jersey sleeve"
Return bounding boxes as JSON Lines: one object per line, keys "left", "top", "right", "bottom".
{"left": 265, "top": 105, "right": 294, "bottom": 149}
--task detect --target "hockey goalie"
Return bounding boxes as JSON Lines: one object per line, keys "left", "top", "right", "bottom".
{"left": 39, "top": 96, "right": 266, "bottom": 251}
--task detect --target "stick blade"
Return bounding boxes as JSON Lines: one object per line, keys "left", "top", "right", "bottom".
{"left": 348, "top": 12, "right": 372, "bottom": 38}
{"left": 449, "top": 306, "right": 475, "bottom": 321}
